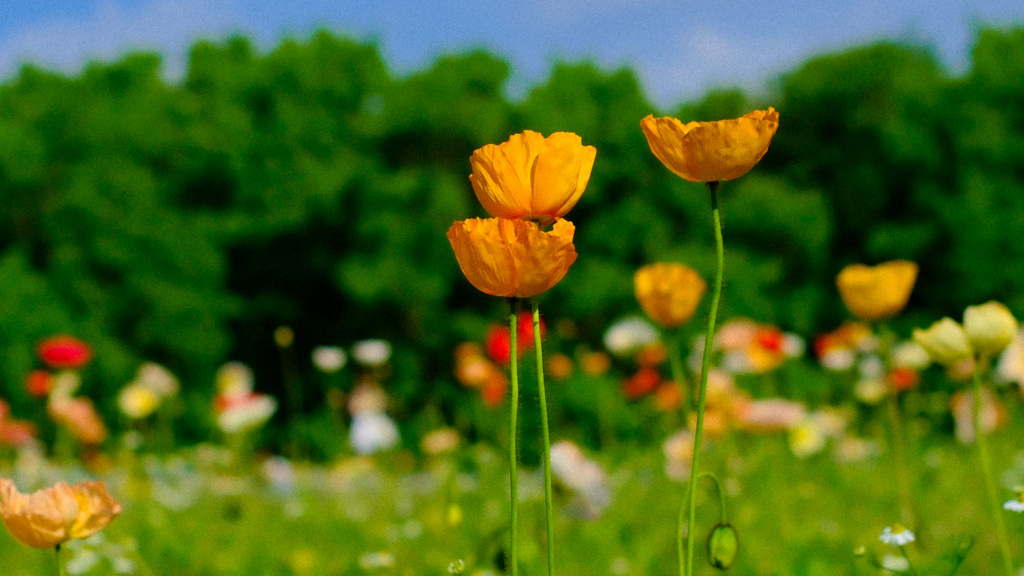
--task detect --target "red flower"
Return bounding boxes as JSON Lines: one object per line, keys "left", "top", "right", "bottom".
{"left": 485, "top": 312, "right": 545, "bottom": 365}
{"left": 25, "top": 370, "right": 54, "bottom": 397}
{"left": 888, "top": 367, "right": 920, "bottom": 392}
{"left": 756, "top": 327, "right": 785, "bottom": 354}
{"left": 36, "top": 336, "right": 92, "bottom": 370}
{"left": 485, "top": 326, "right": 513, "bottom": 365}
{"left": 481, "top": 375, "right": 507, "bottom": 408}
{"left": 623, "top": 367, "right": 662, "bottom": 400}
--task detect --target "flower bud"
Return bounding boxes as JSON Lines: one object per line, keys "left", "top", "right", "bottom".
{"left": 963, "top": 301, "right": 1018, "bottom": 357}
{"left": 707, "top": 522, "right": 739, "bottom": 570}
{"left": 912, "top": 318, "right": 972, "bottom": 365}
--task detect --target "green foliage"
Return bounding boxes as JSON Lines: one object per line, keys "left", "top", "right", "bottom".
{"left": 0, "top": 26, "right": 1023, "bottom": 435}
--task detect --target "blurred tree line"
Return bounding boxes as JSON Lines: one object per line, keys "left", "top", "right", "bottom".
{"left": 0, "top": 27, "right": 1022, "bottom": 432}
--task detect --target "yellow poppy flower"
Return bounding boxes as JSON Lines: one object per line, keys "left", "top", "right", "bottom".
{"left": 640, "top": 108, "right": 779, "bottom": 182}
{"left": 469, "top": 131, "right": 596, "bottom": 224}
{"left": 634, "top": 263, "right": 707, "bottom": 328}
{"left": 835, "top": 260, "right": 918, "bottom": 322}
{"left": 0, "top": 479, "right": 121, "bottom": 548}
{"left": 447, "top": 217, "right": 577, "bottom": 298}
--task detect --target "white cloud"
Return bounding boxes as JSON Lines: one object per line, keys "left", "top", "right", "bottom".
{"left": 0, "top": 0, "right": 239, "bottom": 81}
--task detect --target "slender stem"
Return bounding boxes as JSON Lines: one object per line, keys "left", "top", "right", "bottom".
{"left": 532, "top": 298, "right": 556, "bottom": 576}
{"left": 971, "top": 355, "right": 1015, "bottom": 576}
{"left": 56, "top": 544, "right": 67, "bottom": 576}
{"left": 698, "top": 471, "right": 728, "bottom": 524}
{"left": 508, "top": 301, "right": 520, "bottom": 576}
{"left": 682, "top": 181, "right": 725, "bottom": 576}
{"left": 898, "top": 545, "right": 919, "bottom": 576}
{"left": 667, "top": 330, "right": 691, "bottom": 422}
{"left": 878, "top": 326, "right": 914, "bottom": 528}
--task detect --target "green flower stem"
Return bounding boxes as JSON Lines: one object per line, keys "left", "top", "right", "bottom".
{"left": 682, "top": 181, "right": 725, "bottom": 576}
{"left": 898, "top": 545, "right": 919, "bottom": 576}
{"left": 878, "top": 327, "right": 914, "bottom": 528}
{"left": 678, "top": 472, "right": 729, "bottom": 575}
{"left": 667, "top": 330, "right": 691, "bottom": 421}
{"left": 971, "top": 355, "right": 1014, "bottom": 576}
{"left": 699, "top": 472, "right": 728, "bottom": 523}
{"left": 508, "top": 300, "right": 521, "bottom": 576}
{"left": 56, "top": 544, "right": 67, "bottom": 576}
{"left": 532, "top": 298, "right": 556, "bottom": 576}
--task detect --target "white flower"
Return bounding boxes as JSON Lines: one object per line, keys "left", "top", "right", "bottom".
{"left": 350, "top": 412, "right": 400, "bottom": 455}
{"left": 854, "top": 378, "right": 887, "bottom": 405}
{"left": 118, "top": 384, "right": 161, "bottom": 419}
{"left": 216, "top": 361, "right": 254, "bottom": 398}
{"left": 788, "top": 418, "right": 827, "bottom": 458}
{"left": 1003, "top": 499, "right": 1024, "bottom": 513}
{"left": 217, "top": 394, "right": 277, "bottom": 433}
{"left": 820, "top": 348, "right": 855, "bottom": 371}
{"left": 891, "top": 341, "right": 931, "bottom": 370}
{"left": 312, "top": 346, "right": 347, "bottom": 373}
{"left": 549, "top": 440, "right": 610, "bottom": 520}
{"left": 782, "top": 333, "right": 806, "bottom": 358}
{"left": 603, "top": 316, "right": 659, "bottom": 356}
{"left": 352, "top": 339, "right": 392, "bottom": 367}
{"left": 879, "top": 524, "right": 915, "bottom": 547}
{"left": 133, "top": 362, "right": 180, "bottom": 397}
{"left": 663, "top": 428, "right": 696, "bottom": 481}
{"left": 358, "top": 552, "right": 395, "bottom": 570}
{"left": 880, "top": 553, "right": 910, "bottom": 572}
{"left": 857, "top": 355, "right": 885, "bottom": 379}
{"left": 996, "top": 329, "right": 1024, "bottom": 388}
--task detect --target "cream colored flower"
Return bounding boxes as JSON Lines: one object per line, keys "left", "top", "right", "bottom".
{"left": 963, "top": 301, "right": 1019, "bottom": 357}
{"left": 913, "top": 318, "right": 972, "bottom": 365}
{"left": 118, "top": 384, "right": 161, "bottom": 420}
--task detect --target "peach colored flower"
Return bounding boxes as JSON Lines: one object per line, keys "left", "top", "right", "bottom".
{"left": 641, "top": 108, "right": 779, "bottom": 182}
{"left": 0, "top": 479, "right": 120, "bottom": 548}
{"left": 634, "top": 263, "right": 707, "bottom": 329}
{"left": 469, "top": 130, "right": 596, "bottom": 225}
{"left": 836, "top": 260, "right": 918, "bottom": 322}
{"left": 48, "top": 397, "right": 108, "bottom": 445}
{"left": 447, "top": 217, "right": 577, "bottom": 298}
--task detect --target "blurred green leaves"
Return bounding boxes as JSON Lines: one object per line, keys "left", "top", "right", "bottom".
{"left": 0, "top": 25, "right": 1022, "bottom": 415}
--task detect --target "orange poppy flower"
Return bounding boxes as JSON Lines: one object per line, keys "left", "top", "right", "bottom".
{"left": 641, "top": 108, "right": 779, "bottom": 183}
{"left": 447, "top": 217, "right": 577, "bottom": 298}
{"left": 836, "top": 260, "right": 918, "bottom": 321}
{"left": 0, "top": 479, "right": 121, "bottom": 548}
{"left": 634, "top": 263, "right": 707, "bottom": 328}
{"left": 469, "top": 131, "right": 596, "bottom": 225}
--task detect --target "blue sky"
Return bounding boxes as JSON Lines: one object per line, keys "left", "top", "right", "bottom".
{"left": 1, "top": 0, "right": 1023, "bottom": 108}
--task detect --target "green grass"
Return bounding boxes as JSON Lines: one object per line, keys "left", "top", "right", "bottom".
{"left": 3, "top": 410, "right": 1023, "bottom": 576}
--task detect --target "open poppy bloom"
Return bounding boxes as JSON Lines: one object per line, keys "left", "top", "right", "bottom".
{"left": 447, "top": 217, "right": 577, "bottom": 298}
{"left": 469, "top": 131, "right": 596, "bottom": 225}
{"left": 640, "top": 108, "right": 779, "bottom": 182}
{"left": 835, "top": 260, "right": 918, "bottom": 322}
{"left": 0, "top": 479, "right": 121, "bottom": 548}
{"left": 634, "top": 263, "right": 707, "bottom": 328}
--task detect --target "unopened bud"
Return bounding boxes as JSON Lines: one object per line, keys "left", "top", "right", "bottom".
{"left": 707, "top": 522, "right": 739, "bottom": 570}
